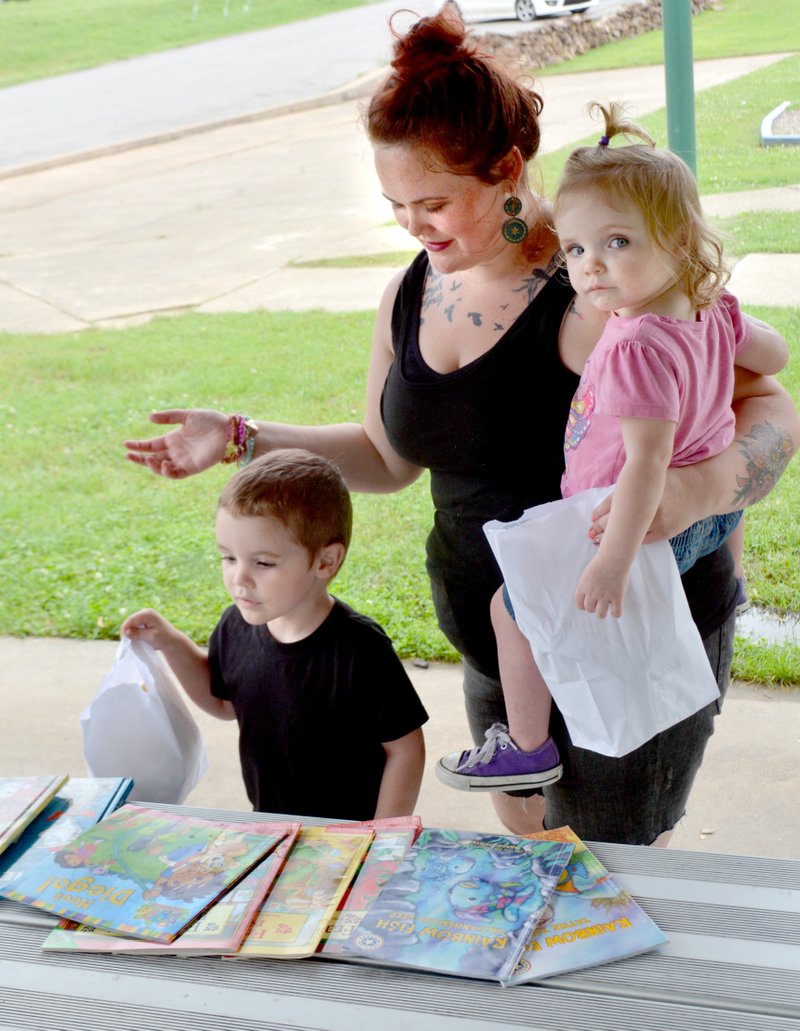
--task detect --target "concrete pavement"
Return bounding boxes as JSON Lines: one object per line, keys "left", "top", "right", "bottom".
{"left": 1, "top": 54, "right": 799, "bottom": 334}
{"left": 2, "top": 636, "right": 799, "bottom": 860}
{"left": 1, "top": 25, "right": 799, "bottom": 858}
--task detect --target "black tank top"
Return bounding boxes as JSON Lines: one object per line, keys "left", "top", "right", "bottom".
{"left": 381, "top": 251, "right": 734, "bottom": 675}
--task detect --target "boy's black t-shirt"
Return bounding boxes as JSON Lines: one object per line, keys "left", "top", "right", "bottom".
{"left": 208, "top": 599, "right": 428, "bottom": 821}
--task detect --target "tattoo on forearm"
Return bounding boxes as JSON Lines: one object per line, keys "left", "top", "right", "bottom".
{"left": 732, "top": 420, "right": 796, "bottom": 507}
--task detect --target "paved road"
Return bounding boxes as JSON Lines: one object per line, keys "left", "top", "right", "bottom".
{"left": 0, "top": 0, "right": 643, "bottom": 176}
{"left": 0, "top": 1, "right": 438, "bottom": 174}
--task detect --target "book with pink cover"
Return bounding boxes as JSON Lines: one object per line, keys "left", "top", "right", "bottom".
{"left": 234, "top": 825, "right": 373, "bottom": 959}
{"left": 41, "top": 822, "right": 300, "bottom": 956}
{"left": 317, "top": 816, "right": 421, "bottom": 957}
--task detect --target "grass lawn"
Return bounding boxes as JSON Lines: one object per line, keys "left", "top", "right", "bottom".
{"left": 2, "top": 0, "right": 799, "bottom": 683}
{"left": 1, "top": 304, "right": 798, "bottom": 681}
{"left": 537, "top": 53, "right": 800, "bottom": 197}
{"left": 0, "top": 312, "right": 454, "bottom": 662}
{"left": 540, "top": 0, "right": 800, "bottom": 74}
{"left": 0, "top": 0, "right": 381, "bottom": 89}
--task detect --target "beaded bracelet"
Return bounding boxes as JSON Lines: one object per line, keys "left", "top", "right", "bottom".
{"left": 221, "top": 414, "right": 258, "bottom": 467}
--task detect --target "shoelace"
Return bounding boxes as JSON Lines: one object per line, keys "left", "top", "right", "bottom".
{"left": 458, "top": 722, "right": 511, "bottom": 770}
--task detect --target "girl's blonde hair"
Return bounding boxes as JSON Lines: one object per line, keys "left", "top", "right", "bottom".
{"left": 554, "top": 102, "right": 728, "bottom": 308}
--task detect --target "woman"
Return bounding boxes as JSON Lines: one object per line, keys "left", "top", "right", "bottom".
{"left": 125, "top": 8, "right": 798, "bottom": 845}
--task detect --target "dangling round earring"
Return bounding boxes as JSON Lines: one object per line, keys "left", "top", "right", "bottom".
{"left": 502, "top": 196, "right": 529, "bottom": 244}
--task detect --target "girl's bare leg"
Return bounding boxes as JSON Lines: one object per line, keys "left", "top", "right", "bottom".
{"left": 490, "top": 790, "right": 546, "bottom": 835}
{"left": 490, "top": 587, "right": 553, "bottom": 751}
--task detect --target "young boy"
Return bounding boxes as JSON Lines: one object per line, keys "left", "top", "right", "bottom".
{"left": 122, "top": 449, "right": 428, "bottom": 822}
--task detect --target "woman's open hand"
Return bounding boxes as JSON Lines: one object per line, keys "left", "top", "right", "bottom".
{"left": 124, "top": 408, "right": 229, "bottom": 478}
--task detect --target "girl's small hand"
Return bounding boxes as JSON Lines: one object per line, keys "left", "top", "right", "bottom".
{"left": 575, "top": 556, "right": 627, "bottom": 619}
{"left": 590, "top": 489, "right": 682, "bottom": 545}
{"left": 124, "top": 409, "right": 229, "bottom": 479}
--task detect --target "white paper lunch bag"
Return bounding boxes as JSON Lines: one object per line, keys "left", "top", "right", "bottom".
{"left": 81, "top": 636, "right": 208, "bottom": 804}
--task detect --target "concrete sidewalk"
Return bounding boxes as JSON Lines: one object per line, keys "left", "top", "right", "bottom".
{"left": 1, "top": 54, "right": 798, "bottom": 334}
{"left": 2, "top": 43, "right": 799, "bottom": 859}
{"left": 2, "top": 637, "right": 799, "bottom": 860}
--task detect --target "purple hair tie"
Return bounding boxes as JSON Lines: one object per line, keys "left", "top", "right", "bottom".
{"left": 598, "top": 134, "right": 610, "bottom": 147}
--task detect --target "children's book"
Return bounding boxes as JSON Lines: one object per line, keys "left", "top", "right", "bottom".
{"left": 317, "top": 816, "right": 421, "bottom": 957}
{"left": 0, "top": 803, "right": 291, "bottom": 943}
{"left": 505, "top": 826, "right": 668, "bottom": 984}
{"left": 344, "top": 827, "right": 574, "bottom": 983}
{"left": 0, "top": 778, "right": 133, "bottom": 892}
{"left": 41, "top": 823, "right": 301, "bottom": 956}
{"left": 234, "top": 825, "right": 373, "bottom": 959}
{"left": 0, "top": 776, "right": 69, "bottom": 856}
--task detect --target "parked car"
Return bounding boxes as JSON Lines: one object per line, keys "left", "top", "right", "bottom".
{"left": 452, "top": 0, "right": 598, "bottom": 23}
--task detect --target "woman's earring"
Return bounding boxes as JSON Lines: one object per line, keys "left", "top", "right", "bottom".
{"left": 502, "top": 196, "right": 529, "bottom": 244}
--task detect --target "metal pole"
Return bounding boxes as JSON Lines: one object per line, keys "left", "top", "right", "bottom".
{"left": 662, "top": 0, "right": 697, "bottom": 175}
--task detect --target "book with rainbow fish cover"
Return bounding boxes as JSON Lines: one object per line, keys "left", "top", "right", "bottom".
{"left": 0, "top": 803, "right": 291, "bottom": 943}
{"left": 41, "top": 822, "right": 300, "bottom": 956}
{"left": 505, "top": 826, "right": 668, "bottom": 983}
{"left": 235, "top": 825, "right": 373, "bottom": 959}
{"left": 344, "top": 827, "right": 574, "bottom": 983}
{"left": 0, "top": 776, "right": 69, "bottom": 857}
{"left": 317, "top": 816, "right": 422, "bottom": 957}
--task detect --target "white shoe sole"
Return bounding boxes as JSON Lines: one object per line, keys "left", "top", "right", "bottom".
{"left": 435, "top": 759, "right": 563, "bottom": 792}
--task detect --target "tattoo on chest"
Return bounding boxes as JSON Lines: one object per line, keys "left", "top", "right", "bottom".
{"left": 732, "top": 420, "right": 796, "bottom": 507}
{"left": 420, "top": 258, "right": 556, "bottom": 335}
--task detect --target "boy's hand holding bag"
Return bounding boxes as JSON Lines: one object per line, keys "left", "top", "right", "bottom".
{"left": 81, "top": 636, "right": 208, "bottom": 804}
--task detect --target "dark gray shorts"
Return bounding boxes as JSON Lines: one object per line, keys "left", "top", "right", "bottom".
{"left": 462, "top": 612, "right": 735, "bottom": 845}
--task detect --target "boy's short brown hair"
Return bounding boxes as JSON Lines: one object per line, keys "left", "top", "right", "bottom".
{"left": 218, "top": 449, "right": 352, "bottom": 558}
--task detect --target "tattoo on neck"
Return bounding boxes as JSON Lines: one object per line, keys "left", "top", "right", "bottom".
{"left": 568, "top": 298, "right": 584, "bottom": 320}
{"left": 423, "top": 271, "right": 444, "bottom": 311}
{"left": 515, "top": 255, "right": 557, "bottom": 305}
{"left": 732, "top": 420, "right": 796, "bottom": 507}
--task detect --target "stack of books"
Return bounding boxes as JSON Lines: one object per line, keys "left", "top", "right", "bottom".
{"left": 0, "top": 775, "right": 667, "bottom": 985}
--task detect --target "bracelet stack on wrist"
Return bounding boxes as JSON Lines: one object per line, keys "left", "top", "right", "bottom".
{"left": 221, "top": 414, "right": 258, "bottom": 467}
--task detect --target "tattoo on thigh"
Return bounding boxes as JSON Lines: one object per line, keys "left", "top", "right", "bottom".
{"left": 733, "top": 420, "right": 796, "bottom": 507}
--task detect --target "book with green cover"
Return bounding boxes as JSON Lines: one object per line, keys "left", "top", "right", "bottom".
{"left": 0, "top": 803, "right": 290, "bottom": 943}
{"left": 345, "top": 827, "right": 574, "bottom": 983}
{"left": 41, "top": 822, "right": 300, "bottom": 956}
{"left": 235, "top": 825, "right": 373, "bottom": 959}
{"left": 0, "top": 776, "right": 69, "bottom": 857}
{"left": 506, "top": 826, "right": 668, "bottom": 983}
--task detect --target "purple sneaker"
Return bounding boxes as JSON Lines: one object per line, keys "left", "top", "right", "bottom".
{"left": 735, "top": 577, "right": 749, "bottom": 616}
{"left": 436, "top": 723, "right": 562, "bottom": 792}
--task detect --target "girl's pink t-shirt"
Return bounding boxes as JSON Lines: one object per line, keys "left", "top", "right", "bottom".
{"left": 562, "top": 291, "right": 753, "bottom": 496}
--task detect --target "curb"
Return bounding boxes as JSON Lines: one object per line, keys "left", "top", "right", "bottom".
{"left": 760, "top": 101, "right": 800, "bottom": 147}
